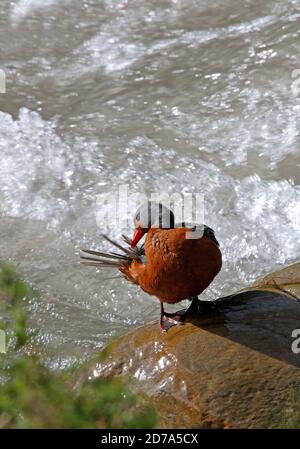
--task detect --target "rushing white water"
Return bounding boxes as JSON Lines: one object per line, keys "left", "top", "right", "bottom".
{"left": 0, "top": 0, "right": 299, "bottom": 368}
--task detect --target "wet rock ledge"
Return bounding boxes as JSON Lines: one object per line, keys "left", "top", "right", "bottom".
{"left": 90, "top": 262, "right": 300, "bottom": 428}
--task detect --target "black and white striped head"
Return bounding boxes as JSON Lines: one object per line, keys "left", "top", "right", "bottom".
{"left": 131, "top": 201, "right": 175, "bottom": 247}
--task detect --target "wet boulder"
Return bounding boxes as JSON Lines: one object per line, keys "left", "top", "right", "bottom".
{"left": 90, "top": 262, "right": 300, "bottom": 428}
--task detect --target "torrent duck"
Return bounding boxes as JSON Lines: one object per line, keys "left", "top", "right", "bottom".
{"left": 80, "top": 201, "right": 222, "bottom": 331}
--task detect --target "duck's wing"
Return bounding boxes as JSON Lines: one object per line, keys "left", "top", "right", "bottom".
{"left": 175, "top": 223, "right": 220, "bottom": 247}
{"left": 202, "top": 225, "right": 220, "bottom": 247}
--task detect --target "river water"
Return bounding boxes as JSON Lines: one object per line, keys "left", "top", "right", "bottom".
{"left": 0, "top": 0, "right": 299, "bottom": 368}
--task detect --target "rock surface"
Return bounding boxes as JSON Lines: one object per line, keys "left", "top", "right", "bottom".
{"left": 251, "top": 261, "right": 300, "bottom": 300}
{"left": 90, "top": 262, "right": 300, "bottom": 428}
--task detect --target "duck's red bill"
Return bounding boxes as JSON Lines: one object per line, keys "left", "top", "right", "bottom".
{"left": 131, "top": 228, "right": 145, "bottom": 247}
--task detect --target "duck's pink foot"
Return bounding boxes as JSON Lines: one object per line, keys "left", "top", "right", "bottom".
{"left": 159, "top": 297, "right": 208, "bottom": 332}
{"left": 160, "top": 312, "right": 184, "bottom": 332}
{"left": 159, "top": 303, "right": 185, "bottom": 332}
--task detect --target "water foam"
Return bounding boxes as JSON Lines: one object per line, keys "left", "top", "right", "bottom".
{"left": 0, "top": 108, "right": 73, "bottom": 225}
{"left": 10, "top": 0, "right": 63, "bottom": 24}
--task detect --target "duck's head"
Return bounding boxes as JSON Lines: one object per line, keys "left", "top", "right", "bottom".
{"left": 131, "top": 201, "right": 175, "bottom": 247}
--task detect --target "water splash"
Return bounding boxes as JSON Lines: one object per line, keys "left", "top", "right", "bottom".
{"left": 10, "top": 0, "right": 63, "bottom": 24}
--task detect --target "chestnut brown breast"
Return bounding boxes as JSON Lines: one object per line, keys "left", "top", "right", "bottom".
{"left": 127, "top": 227, "right": 222, "bottom": 304}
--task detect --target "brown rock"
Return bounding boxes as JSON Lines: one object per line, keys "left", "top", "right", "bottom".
{"left": 90, "top": 262, "right": 300, "bottom": 428}
{"left": 251, "top": 261, "right": 300, "bottom": 301}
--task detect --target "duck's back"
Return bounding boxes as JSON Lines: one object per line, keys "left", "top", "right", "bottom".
{"left": 138, "top": 226, "right": 222, "bottom": 303}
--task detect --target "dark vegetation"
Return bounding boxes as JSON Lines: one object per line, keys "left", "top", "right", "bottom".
{"left": 0, "top": 262, "right": 156, "bottom": 429}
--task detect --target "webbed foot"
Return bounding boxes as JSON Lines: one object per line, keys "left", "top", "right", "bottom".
{"left": 159, "top": 297, "right": 210, "bottom": 332}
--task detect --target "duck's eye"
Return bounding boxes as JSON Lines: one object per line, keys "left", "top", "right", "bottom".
{"left": 135, "top": 211, "right": 140, "bottom": 222}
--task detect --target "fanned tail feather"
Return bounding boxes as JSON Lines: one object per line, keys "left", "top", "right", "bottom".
{"left": 79, "top": 234, "right": 144, "bottom": 277}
